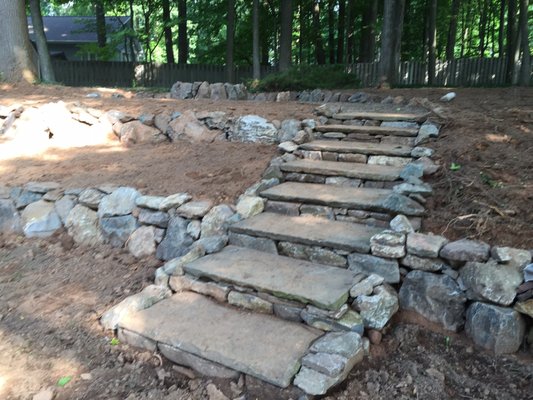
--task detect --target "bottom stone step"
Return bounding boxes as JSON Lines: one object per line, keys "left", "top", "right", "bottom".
{"left": 118, "top": 291, "right": 321, "bottom": 387}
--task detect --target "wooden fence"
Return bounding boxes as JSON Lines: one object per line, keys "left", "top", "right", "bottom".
{"left": 52, "top": 58, "right": 530, "bottom": 88}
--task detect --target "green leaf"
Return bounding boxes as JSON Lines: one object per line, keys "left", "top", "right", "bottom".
{"left": 450, "top": 162, "right": 461, "bottom": 171}
{"left": 57, "top": 376, "right": 72, "bottom": 387}
{"left": 110, "top": 337, "right": 120, "bottom": 346}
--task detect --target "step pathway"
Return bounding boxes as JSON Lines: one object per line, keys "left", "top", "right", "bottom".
{"left": 114, "top": 110, "right": 433, "bottom": 396}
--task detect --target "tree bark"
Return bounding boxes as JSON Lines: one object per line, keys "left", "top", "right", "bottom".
{"left": 0, "top": 0, "right": 37, "bottom": 82}
{"left": 346, "top": 0, "right": 356, "bottom": 63}
{"left": 128, "top": 0, "right": 136, "bottom": 62}
{"left": 427, "top": 0, "right": 437, "bottom": 85}
{"left": 446, "top": 0, "right": 460, "bottom": 60}
{"left": 392, "top": 0, "right": 405, "bottom": 75}
{"left": 29, "top": 0, "right": 55, "bottom": 82}
{"left": 178, "top": 0, "right": 188, "bottom": 64}
{"left": 95, "top": 0, "right": 106, "bottom": 48}
{"left": 226, "top": 0, "right": 236, "bottom": 82}
{"left": 253, "top": 0, "right": 261, "bottom": 79}
{"left": 379, "top": 0, "right": 404, "bottom": 85}
{"left": 506, "top": 0, "right": 518, "bottom": 83}
{"left": 336, "top": 0, "right": 346, "bottom": 63}
{"left": 313, "top": 0, "right": 326, "bottom": 64}
{"left": 518, "top": 0, "right": 530, "bottom": 86}
{"left": 360, "top": 0, "right": 378, "bottom": 62}
{"left": 162, "top": 0, "right": 175, "bottom": 63}
{"left": 279, "top": 0, "right": 293, "bottom": 71}
{"left": 498, "top": 0, "right": 506, "bottom": 57}
{"left": 327, "top": 0, "right": 335, "bottom": 64}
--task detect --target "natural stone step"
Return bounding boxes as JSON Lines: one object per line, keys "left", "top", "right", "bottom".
{"left": 315, "top": 124, "right": 418, "bottom": 137}
{"left": 261, "top": 182, "right": 425, "bottom": 216}
{"left": 183, "top": 245, "right": 357, "bottom": 310}
{"left": 332, "top": 111, "right": 428, "bottom": 122}
{"left": 281, "top": 159, "right": 402, "bottom": 181}
{"left": 230, "top": 212, "right": 381, "bottom": 253}
{"left": 118, "top": 291, "right": 321, "bottom": 387}
{"left": 300, "top": 140, "right": 412, "bottom": 157}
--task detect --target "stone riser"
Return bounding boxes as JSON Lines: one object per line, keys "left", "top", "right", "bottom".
{"left": 264, "top": 200, "right": 422, "bottom": 230}
{"left": 282, "top": 172, "right": 399, "bottom": 189}
{"left": 294, "top": 150, "right": 413, "bottom": 167}
{"left": 313, "top": 132, "right": 416, "bottom": 147}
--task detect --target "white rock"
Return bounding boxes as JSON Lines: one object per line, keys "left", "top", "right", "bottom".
{"left": 127, "top": 226, "right": 156, "bottom": 258}
{"left": 65, "top": 205, "right": 104, "bottom": 246}
{"left": 440, "top": 92, "right": 456, "bottom": 102}
{"left": 160, "top": 192, "right": 192, "bottom": 211}
{"left": 236, "top": 196, "right": 265, "bottom": 218}
{"left": 21, "top": 200, "right": 62, "bottom": 238}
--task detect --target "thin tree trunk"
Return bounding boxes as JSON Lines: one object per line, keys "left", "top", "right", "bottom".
{"left": 226, "top": 0, "right": 236, "bottom": 82}
{"left": 392, "top": 0, "right": 405, "bottom": 78}
{"left": 446, "top": 0, "right": 461, "bottom": 60}
{"left": 498, "top": 0, "right": 506, "bottom": 57}
{"left": 327, "top": 0, "right": 335, "bottom": 64}
{"left": 346, "top": 0, "right": 356, "bottom": 63}
{"left": 95, "top": 0, "right": 106, "bottom": 49}
{"left": 427, "top": 0, "right": 437, "bottom": 84}
{"left": 518, "top": 0, "right": 530, "bottom": 85}
{"left": 128, "top": 0, "right": 136, "bottom": 62}
{"left": 336, "top": 0, "right": 346, "bottom": 63}
{"left": 279, "top": 0, "right": 293, "bottom": 71}
{"left": 360, "top": 0, "right": 378, "bottom": 62}
{"left": 178, "top": 0, "right": 188, "bottom": 64}
{"left": 253, "top": 0, "right": 261, "bottom": 79}
{"left": 313, "top": 0, "right": 326, "bottom": 64}
{"left": 379, "top": 0, "right": 397, "bottom": 84}
{"left": 0, "top": 0, "right": 37, "bottom": 82}
{"left": 162, "top": 0, "right": 175, "bottom": 63}
{"left": 479, "top": 0, "right": 488, "bottom": 56}
{"left": 29, "top": 0, "right": 55, "bottom": 82}
{"left": 506, "top": 0, "right": 518, "bottom": 83}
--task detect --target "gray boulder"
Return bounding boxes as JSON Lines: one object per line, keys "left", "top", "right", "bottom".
{"left": 279, "top": 119, "right": 301, "bottom": 142}
{"left": 230, "top": 115, "right": 279, "bottom": 144}
{"left": 100, "top": 215, "right": 139, "bottom": 247}
{"left": 21, "top": 200, "right": 62, "bottom": 237}
{"left": 200, "top": 204, "right": 235, "bottom": 237}
{"left": 65, "top": 205, "right": 104, "bottom": 246}
{"left": 127, "top": 226, "right": 157, "bottom": 258}
{"left": 156, "top": 216, "right": 194, "bottom": 260}
{"left": 170, "top": 81, "right": 194, "bottom": 99}
{"left": 348, "top": 253, "right": 400, "bottom": 284}
{"left": 440, "top": 239, "right": 490, "bottom": 263}
{"left": 98, "top": 187, "right": 140, "bottom": 218}
{"left": 353, "top": 285, "right": 399, "bottom": 330}
{"left": 0, "top": 199, "right": 21, "bottom": 233}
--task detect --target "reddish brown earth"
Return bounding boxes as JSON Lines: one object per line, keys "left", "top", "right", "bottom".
{"left": 0, "top": 84, "right": 532, "bottom": 399}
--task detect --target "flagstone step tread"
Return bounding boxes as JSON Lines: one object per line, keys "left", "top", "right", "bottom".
{"left": 299, "top": 140, "right": 412, "bottom": 156}
{"left": 184, "top": 245, "right": 358, "bottom": 310}
{"left": 230, "top": 212, "right": 382, "bottom": 253}
{"left": 315, "top": 124, "right": 418, "bottom": 137}
{"left": 332, "top": 111, "right": 429, "bottom": 122}
{"left": 119, "top": 291, "right": 321, "bottom": 387}
{"left": 261, "top": 182, "right": 425, "bottom": 216}
{"left": 281, "top": 159, "right": 402, "bottom": 181}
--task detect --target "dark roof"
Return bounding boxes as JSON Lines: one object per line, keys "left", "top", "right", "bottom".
{"left": 27, "top": 16, "right": 131, "bottom": 43}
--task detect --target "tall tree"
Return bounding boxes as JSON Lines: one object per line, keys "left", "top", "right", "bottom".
{"left": 279, "top": 0, "right": 293, "bottom": 70}
{"left": 379, "top": 0, "right": 404, "bottom": 84}
{"left": 29, "top": 0, "right": 55, "bottom": 82}
{"left": 327, "top": 0, "right": 335, "bottom": 64}
{"left": 346, "top": 0, "right": 356, "bottom": 63}
{"left": 498, "top": 0, "right": 506, "bottom": 57}
{"left": 0, "top": 0, "right": 37, "bottom": 82}
{"left": 178, "top": 0, "right": 188, "bottom": 64}
{"left": 226, "top": 0, "right": 236, "bottom": 82}
{"left": 359, "top": 0, "right": 378, "bottom": 62}
{"left": 162, "top": 0, "right": 175, "bottom": 63}
{"left": 336, "top": 0, "right": 346, "bottom": 63}
{"left": 506, "top": 0, "right": 518, "bottom": 83}
{"left": 94, "top": 0, "right": 106, "bottom": 49}
{"left": 518, "top": 0, "right": 530, "bottom": 86}
{"left": 253, "top": 0, "right": 260, "bottom": 79}
{"left": 313, "top": 0, "right": 326, "bottom": 64}
{"left": 427, "top": 0, "right": 437, "bottom": 84}
{"left": 446, "top": 0, "right": 461, "bottom": 60}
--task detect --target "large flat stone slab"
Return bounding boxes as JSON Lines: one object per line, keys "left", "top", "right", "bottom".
{"left": 315, "top": 124, "right": 418, "bottom": 137}
{"left": 281, "top": 159, "right": 401, "bottom": 181}
{"left": 184, "top": 245, "right": 357, "bottom": 310}
{"left": 261, "top": 182, "right": 425, "bottom": 216}
{"left": 231, "top": 212, "right": 381, "bottom": 253}
{"left": 300, "top": 140, "right": 412, "bottom": 156}
{"left": 332, "top": 111, "right": 429, "bottom": 122}
{"left": 119, "top": 291, "right": 320, "bottom": 387}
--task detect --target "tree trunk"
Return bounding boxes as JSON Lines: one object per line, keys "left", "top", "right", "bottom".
{"left": 336, "top": 0, "right": 346, "bottom": 63}
{"left": 346, "top": 0, "right": 356, "bottom": 63}
{"left": 427, "top": 0, "right": 437, "bottom": 85}
{"left": 498, "top": 0, "right": 506, "bottom": 57}
{"left": 162, "top": 0, "right": 175, "bottom": 63}
{"left": 29, "top": 0, "right": 55, "bottom": 82}
{"left": 0, "top": 0, "right": 37, "bottom": 82}
{"left": 479, "top": 0, "right": 488, "bottom": 56}
{"left": 518, "top": 0, "right": 530, "bottom": 86}
{"left": 506, "top": 0, "right": 518, "bottom": 83}
{"left": 392, "top": 0, "right": 405, "bottom": 75}
{"left": 226, "top": 0, "right": 236, "bottom": 82}
{"left": 380, "top": 0, "right": 405, "bottom": 85}
{"left": 253, "top": 0, "right": 261, "bottom": 79}
{"left": 279, "top": 0, "right": 293, "bottom": 71}
{"left": 360, "top": 0, "right": 378, "bottom": 62}
{"left": 327, "top": 0, "right": 335, "bottom": 64}
{"left": 313, "top": 0, "right": 326, "bottom": 64}
{"left": 128, "top": 0, "right": 136, "bottom": 62}
{"left": 178, "top": 0, "right": 188, "bottom": 64}
{"left": 446, "top": 0, "right": 460, "bottom": 60}
{"left": 95, "top": 0, "right": 106, "bottom": 48}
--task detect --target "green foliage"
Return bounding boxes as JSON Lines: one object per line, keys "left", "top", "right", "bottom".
{"left": 252, "top": 65, "right": 361, "bottom": 92}
{"left": 56, "top": 376, "right": 72, "bottom": 387}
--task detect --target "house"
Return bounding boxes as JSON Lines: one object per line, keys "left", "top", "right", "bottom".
{"left": 27, "top": 16, "right": 141, "bottom": 61}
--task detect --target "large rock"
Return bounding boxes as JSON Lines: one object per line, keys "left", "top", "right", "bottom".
{"left": 279, "top": 119, "right": 301, "bottom": 142}
{"left": 353, "top": 285, "right": 399, "bottom": 330}
{"left": 0, "top": 199, "right": 21, "bottom": 233}
{"left": 399, "top": 270, "right": 466, "bottom": 331}
{"left": 176, "top": 200, "right": 213, "bottom": 219}
{"left": 138, "top": 209, "right": 169, "bottom": 228}
{"left": 98, "top": 187, "right": 140, "bottom": 218}
{"left": 226, "top": 83, "right": 247, "bottom": 100}
{"left": 348, "top": 253, "right": 400, "bottom": 284}
{"left": 21, "top": 200, "right": 62, "bottom": 237}
{"left": 210, "top": 83, "right": 228, "bottom": 100}
{"left": 440, "top": 239, "right": 490, "bottom": 263}
{"left": 230, "top": 115, "right": 279, "bottom": 144}
{"left": 491, "top": 246, "right": 532, "bottom": 271}
{"left": 54, "top": 195, "right": 77, "bottom": 224}
{"left": 127, "top": 226, "right": 157, "bottom": 258}
{"left": 78, "top": 188, "right": 105, "bottom": 209}
{"left": 406, "top": 233, "right": 448, "bottom": 258}
{"left": 236, "top": 196, "right": 265, "bottom": 218}
{"left": 100, "top": 215, "right": 139, "bottom": 248}
{"left": 167, "top": 110, "right": 218, "bottom": 143}
{"left": 465, "top": 302, "right": 526, "bottom": 354}
{"left": 170, "top": 81, "right": 194, "bottom": 99}
{"left": 200, "top": 204, "right": 235, "bottom": 237}
{"left": 120, "top": 121, "right": 165, "bottom": 145}
{"left": 459, "top": 261, "right": 522, "bottom": 306}
{"left": 156, "top": 216, "right": 194, "bottom": 260}
{"left": 65, "top": 205, "right": 104, "bottom": 246}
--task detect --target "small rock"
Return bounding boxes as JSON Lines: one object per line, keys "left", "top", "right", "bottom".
{"left": 25, "top": 181, "right": 60, "bottom": 193}
{"left": 440, "top": 239, "right": 490, "bottom": 263}
{"left": 100, "top": 215, "right": 138, "bottom": 248}
{"left": 400, "top": 163, "right": 424, "bottom": 181}
{"left": 65, "top": 205, "right": 104, "bottom": 246}
{"left": 228, "top": 291, "right": 273, "bottom": 313}
{"left": 440, "top": 92, "right": 456, "bottom": 102}
{"left": 156, "top": 216, "right": 194, "bottom": 260}
{"left": 301, "top": 352, "right": 347, "bottom": 377}
{"left": 407, "top": 233, "right": 448, "bottom": 258}
{"left": 353, "top": 285, "right": 399, "bottom": 330}
{"left": 163, "top": 245, "right": 206, "bottom": 276}
{"left": 310, "top": 331, "right": 363, "bottom": 358}
{"left": 127, "top": 226, "right": 156, "bottom": 258}
{"left": 236, "top": 196, "right": 265, "bottom": 218}
{"left": 176, "top": 200, "right": 213, "bottom": 218}
{"left": 98, "top": 187, "right": 140, "bottom": 218}
{"left": 186, "top": 220, "right": 201, "bottom": 239}
{"left": 390, "top": 215, "right": 414, "bottom": 233}
{"left": 136, "top": 195, "right": 165, "bottom": 210}
{"left": 348, "top": 253, "right": 400, "bottom": 284}
{"left": 278, "top": 141, "right": 298, "bottom": 153}
{"left": 201, "top": 204, "right": 235, "bottom": 237}
{"left": 368, "top": 329, "right": 382, "bottom": 344}
{"left": 21, "top": 200, "right": 62, "bottom": 238}
{"left": 196, "top": 235, "right": 228, "bottom": 254}
{"left": 411, "top": 147, "right": 434, "bottom": 158}
{"left": 159, "top": 192, "right": 192, "bottom": 211}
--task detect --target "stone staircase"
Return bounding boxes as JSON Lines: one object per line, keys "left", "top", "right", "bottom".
{"left": 114, "top": 110, "right": 433, "bottom": 396}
